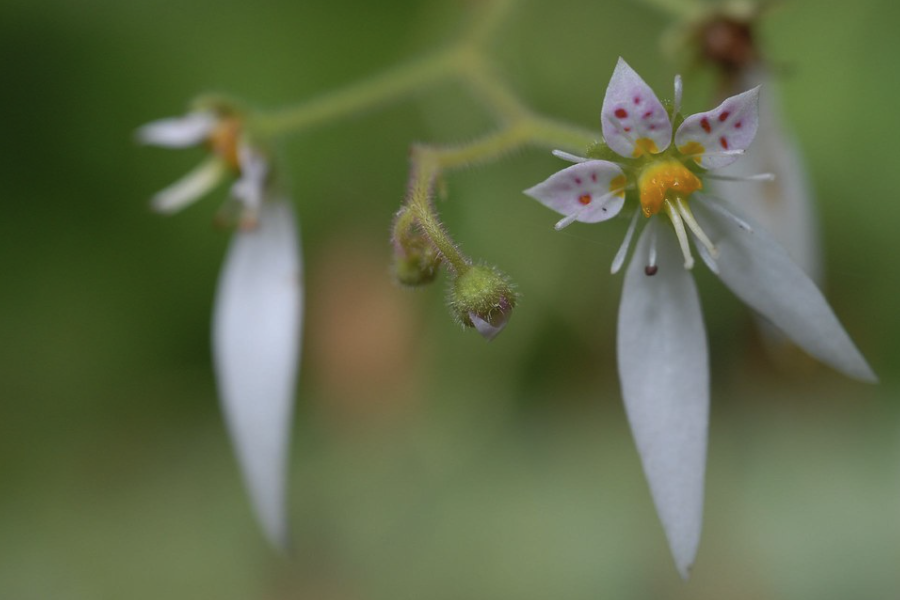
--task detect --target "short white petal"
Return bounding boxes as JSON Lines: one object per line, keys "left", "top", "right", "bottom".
{"left": 523, "top": 160, "right": 626, "bottom": 224}
{"left": 151, "top": 159, "right": 226, "bottom": 214}
{"left": 675, "top": 87, "right": 760, "bottom": 170}
{"left": 136, "top": 112, "right": 217, "bottom": 147}
{"left": 213, "top": 200, "right": 303, "bottom": 548}
{"left": 693, "top": 195, "right": 876, "bottom": 382}
{"left": 602, "top": 58, "right": 673, "bottom": 158}
{"left": 618, "top": 224, "right": 708, "bottom": 579}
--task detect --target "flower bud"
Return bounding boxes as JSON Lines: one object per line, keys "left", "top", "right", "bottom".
{"left": 449, "top": 265, "right": 517, "bottom": 341}
{"left": 392, "top": 237, "right": 442, "bottom": 287}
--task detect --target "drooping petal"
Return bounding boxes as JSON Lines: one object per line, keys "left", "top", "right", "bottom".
{"left": 618, "top": 223, "right": 708, "bottom": 579}
{"left": 523, "top": 160, "right": 627, "bottom": 224}
{"left": 213, "top": 200, "right": 303, "bottom": 548}
{"left": 675, "top": 86, "right": 760, "bottom": 169}
{"left": 136, "top": 112, "right": 217, "bottom": 148}
{"left": 693, "top": 194, "right": 876, "bottom": 382}
{"left": 231, "top": 145, "right": 270, "bottom": 213}
{"left": 709, "top": 67, "right": 822, "bottom": 284}
{"left": 150, "top": 158, "right": 226, "bottom": 214}
{"left": 601, "top": 58, "right": 672, "bottom": 159}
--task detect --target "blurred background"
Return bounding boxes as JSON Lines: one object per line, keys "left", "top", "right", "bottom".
{"left": 1, "top": 0, "right": 898, "bottom": 597}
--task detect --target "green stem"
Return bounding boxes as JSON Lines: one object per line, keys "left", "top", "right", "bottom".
{"left": 254, "top": 47, "right": 463, "bottom": 136}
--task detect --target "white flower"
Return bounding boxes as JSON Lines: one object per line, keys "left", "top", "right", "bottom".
{"left": 139, "top": 110, "right": 302, "bottom": 548}
{"left": 525, "top": 58, "right": 876, "bottom": 578}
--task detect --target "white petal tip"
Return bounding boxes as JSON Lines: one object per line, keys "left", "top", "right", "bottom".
{"left": 675, "top": 559, "right": 694, "bottom": 581}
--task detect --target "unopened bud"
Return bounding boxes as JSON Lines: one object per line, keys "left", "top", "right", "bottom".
{"left": 393, "top": 237, "right": 442, "bottom": 287}
{"left": 449, "top": 265, "right": 517, "bottom": 341}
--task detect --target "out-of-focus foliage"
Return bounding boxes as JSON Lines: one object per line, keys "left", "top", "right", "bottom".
{"left": 0, "top": 0, "right": 898, "bottom": 597}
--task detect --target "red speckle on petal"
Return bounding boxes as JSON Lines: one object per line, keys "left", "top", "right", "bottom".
{"left": 734, "top": 121, "right": 743, "bottom": 129}
{"left": 574, "top": 177, "right": 582, "bottom": 185}
{"left": 720, "top": 136, "right": 729, "bottom": 149}
{"left": 700, "top": 118, "right": 711, "bottom": 133}
{"left": 633, "top": 96, "right": 641, "bottom": 105}
{"left": 643, "top": 110, "right": 653, "bottom": 119}
{"left": 615, "top": 108, "right": 628, "bottom": 119}
{"left": 718, "top": 111, "right": 730, "bottom": 122}
{"left": 578, "top": 194, "right": 591, "bottom": 205}
{"left": 624, "top": 127, "right": 632, "bottom": 132}
{"left": 591, "top": 173, "right": 597, "bottom": 182}
{"left": 649, "top": 124, "right": 656, "bottom": 130}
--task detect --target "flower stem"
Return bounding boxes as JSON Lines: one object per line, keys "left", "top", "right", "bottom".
{"left": 254, "top": 47, "right": 463, "bottom": 136}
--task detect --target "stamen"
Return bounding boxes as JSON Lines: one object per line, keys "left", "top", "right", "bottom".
{"left": 552, "top": 150, "right": 589, "bottom": 164}
{"left": 647, "top": 219, "right": 658, "bottom": 271}
{"left": 554, "top": 188, "right": 627, "bottom": 231}
{"left": 675, "top": 196, "right": 717, "bottom": 258}
{"left": 695, "top": 194, "right": 753, "bottom": 232}
{"left": 693, "top": 235, "right": 719, "bottom": 274}
{"left": 554, "top": 206, "right": 588, "bottom": 230}
{"left": 611, "top": 211, "right": 641, "bottom": 274}
{"left": 705, "top": 172, "right": 776, "bottom": 183}
{"left": 672, "top": 74, "right": 683, "bottom": 124}
{"left": 681, "top": 149, "right": 745, "bottom": 158}
{"left": 663, "top": 198, "right": 694, "bottom": 269}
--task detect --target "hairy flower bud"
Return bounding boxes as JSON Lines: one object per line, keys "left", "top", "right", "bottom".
{"left": 449, "top": 265, "right": 517, "bottom": 341}
{"left": 392, "top": 236, "right": 442, "bottom": 287}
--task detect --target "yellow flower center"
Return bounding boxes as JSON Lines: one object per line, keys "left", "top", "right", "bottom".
{"left": 207, "top": 117, "right": 242, "bottom": 171}
{"left": 637, "top": 159, "right": 702, "bottom": 217}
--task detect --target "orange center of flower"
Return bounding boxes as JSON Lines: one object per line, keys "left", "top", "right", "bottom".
{"left": 207, "top": 117, "right": 242, "bottom": 170}
{"left": 638, "top": 160, "right": 702, "bottom": 217}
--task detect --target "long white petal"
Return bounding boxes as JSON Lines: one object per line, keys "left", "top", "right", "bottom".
{"left": 618, "top": 224, "right": 709, "bottom": 579}
{"left": 693, "top": 195, "right": 876, "bottom": 382}
{"left": 151, "top": 159, "right": 226, "bottom": 214}
{"left": 213, "top": 200, "right": 303, "bottom": 548}
{"left": 136, "top": 112, "right": 217, "bottom": 147}
{"left": 709, "top": 66, "right": 822, "bottom": 283}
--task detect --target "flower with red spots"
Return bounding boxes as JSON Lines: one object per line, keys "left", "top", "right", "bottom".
{"left": 139, "top": 107, "right": 303, "bottom": 550}
{"left": 525, "top": 58, "right": 876, "bottom": 578}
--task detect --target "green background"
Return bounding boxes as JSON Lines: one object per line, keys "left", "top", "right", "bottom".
{"left": 1, "top": 0, "right": 898, "bottom": 597}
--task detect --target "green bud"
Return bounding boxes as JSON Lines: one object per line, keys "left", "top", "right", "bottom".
{"left": 449, "top": 265, "right": 517, "bottom": 341}
{"left": 392, "top": 237, "right": 442, "bottom": 287}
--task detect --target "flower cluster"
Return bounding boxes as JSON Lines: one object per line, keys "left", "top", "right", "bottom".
{"left": 138, "top": 105, "right": 302, "bottom": 549}
{"left": 525, "top": 58, "right": 876, "bottom": 577}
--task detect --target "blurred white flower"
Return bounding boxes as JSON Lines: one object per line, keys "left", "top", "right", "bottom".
{"left": 525, "top": 58, "right": 876, "bottom": 577}
{"left": 139, "top": 110, "right": 302, "bottom": 548}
